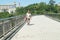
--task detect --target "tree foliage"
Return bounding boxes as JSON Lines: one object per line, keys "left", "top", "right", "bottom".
{"left": 0, "top": 12, "right": 15, "bottom": 18}
{"left": 15, "top": 0, "right": 60, "bottom": 15}
{"left": 1, "top": 0, "right": 60, "bottom": 18}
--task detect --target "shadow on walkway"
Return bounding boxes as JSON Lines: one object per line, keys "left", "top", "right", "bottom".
{"left": 28, "top": 24, "right": 34, "bottom": 26}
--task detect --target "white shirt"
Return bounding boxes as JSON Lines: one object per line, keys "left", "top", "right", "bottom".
{"left": 26, "top": 13, "right": 31, "bottom": 18}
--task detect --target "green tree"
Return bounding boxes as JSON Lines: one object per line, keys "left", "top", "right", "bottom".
{"left": 49, "top": 0, "right": 55, "bottom": 12}
{"left": 0, "top": 12, "right": 9, "bottom": 18}
{"left": 49, "top": 0, "right": 55, "bottom": 5}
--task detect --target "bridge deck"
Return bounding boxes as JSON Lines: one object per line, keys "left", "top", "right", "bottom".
{"left": 11, "top": 15, "right": 60, "bottom": 40}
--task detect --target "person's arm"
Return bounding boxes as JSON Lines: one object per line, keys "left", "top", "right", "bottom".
{"left": 24, "top": 14, "right": 27, "bottom": 21}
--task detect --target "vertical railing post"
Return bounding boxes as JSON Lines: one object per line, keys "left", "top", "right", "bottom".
{"left": 2, "top": 20, "right": 5, "bottom": 35}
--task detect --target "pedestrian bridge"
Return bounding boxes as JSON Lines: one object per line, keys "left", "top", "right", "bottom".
{"left": 0, "top": 15, "right": 60, "bottom": 40}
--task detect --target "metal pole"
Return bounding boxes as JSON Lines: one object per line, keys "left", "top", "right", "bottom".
{"left": 2, "top": 20, "right": 5, "bottom": 35}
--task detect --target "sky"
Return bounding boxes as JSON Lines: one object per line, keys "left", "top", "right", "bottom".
{"left": 0, "top": 0, "right": 60, "bottom": 7}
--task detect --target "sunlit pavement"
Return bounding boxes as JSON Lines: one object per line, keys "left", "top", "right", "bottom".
{"left": 11, "top": 15, "right": 60, "bottom": 40}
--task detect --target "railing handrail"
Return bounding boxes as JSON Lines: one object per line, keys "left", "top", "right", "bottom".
{"left": 0, "top": 15, "right": 24, "bottom": 21}
{"left": 0, "top": 15, "right": 25, "bottom": 39}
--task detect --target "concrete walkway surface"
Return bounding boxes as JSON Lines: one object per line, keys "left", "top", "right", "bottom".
{"left": 11, "top": 15, "right": 60, "bottom": 40}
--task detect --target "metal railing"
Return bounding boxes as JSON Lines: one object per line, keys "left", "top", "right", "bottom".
{"left": 0, "top": 15, "right": 25, "bottom": 38}
{"left": 45, "top": 13, "right": 60, "bottom": 22}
